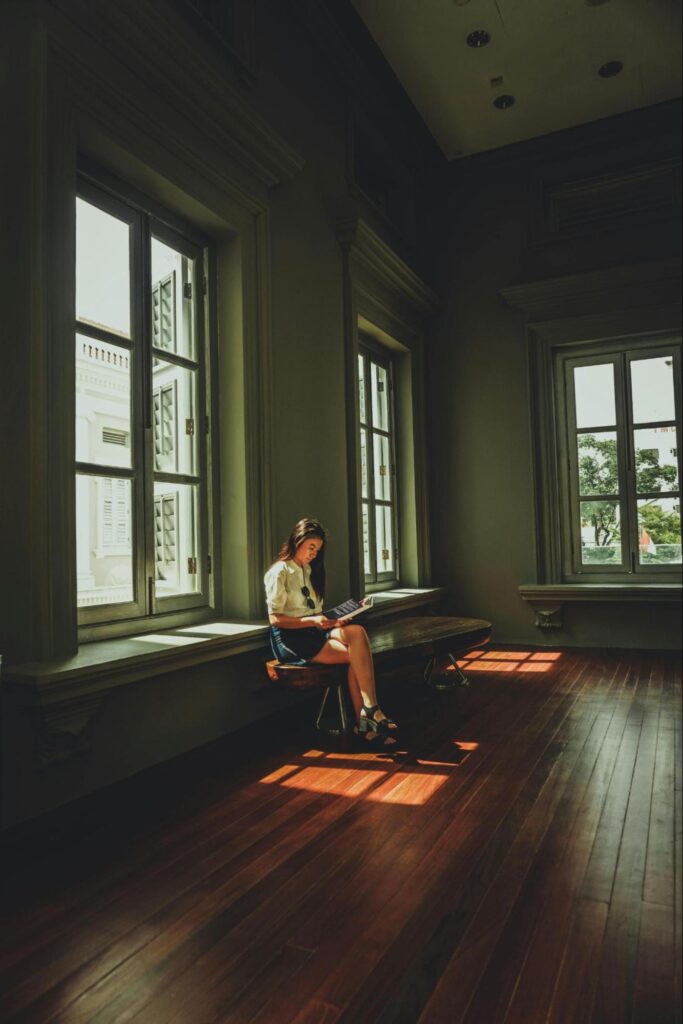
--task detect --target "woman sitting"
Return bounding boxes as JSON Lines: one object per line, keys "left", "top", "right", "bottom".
{"left": 264, "top": 517, "right": 398, "bottom": 747}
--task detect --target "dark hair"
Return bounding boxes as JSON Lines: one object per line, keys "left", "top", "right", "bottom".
{"left": 273, "top": 518, "right": 327, "bottom": 600}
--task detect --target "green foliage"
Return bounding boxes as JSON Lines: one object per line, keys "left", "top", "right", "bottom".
{"left": 636, "top": 449, "right": 678, "bottom": 494}
{"left": 577, "top": 435, "right": 679, "bottom": 552}
{"left": 639, "top": 504, "right": 681, "bottom": 545}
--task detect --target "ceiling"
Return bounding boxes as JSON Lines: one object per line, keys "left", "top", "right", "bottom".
{"left": 350, "top": 0, "right": 682, "bottom": 159}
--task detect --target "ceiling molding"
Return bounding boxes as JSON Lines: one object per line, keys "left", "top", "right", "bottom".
{"left": 46, "top": 0, "right": 305, "bottom": 191}
{"left": 500, "top": 258, "right": 683, "bottom": 321}
{"left": 334, "top": 208, "right": 439, "bottom": 320}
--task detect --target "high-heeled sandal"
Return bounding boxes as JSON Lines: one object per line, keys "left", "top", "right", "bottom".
{"left": 357, "top": 704, "right": 399, "bottom": 744}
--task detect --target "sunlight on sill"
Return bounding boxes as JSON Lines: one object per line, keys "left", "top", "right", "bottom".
{"left": 176, "top": 622, "right": 265, "bottom": 637}
{"left": 131, "top": 633, "right": 210, "bottom": 646}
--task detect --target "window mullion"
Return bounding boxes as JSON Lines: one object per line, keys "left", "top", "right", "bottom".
{"left": 614, "top": 351, "right": 636, "bottom": 573}
{"left": 138, "top": 212, "right": 156, "bottom": 613}
{"left": 365, "top": 352, "right": 377, "bottom": 583}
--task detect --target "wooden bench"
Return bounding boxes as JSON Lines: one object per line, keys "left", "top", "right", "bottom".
{"left": 265, "top": 615, "right": 492, "bottom": 736}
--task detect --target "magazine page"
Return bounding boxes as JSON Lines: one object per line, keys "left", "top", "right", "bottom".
{"left": 324, "top": 596, "right": 374, "bottom": 621}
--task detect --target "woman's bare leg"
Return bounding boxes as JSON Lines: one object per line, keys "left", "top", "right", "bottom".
{"left": 312, "top": 625, "right": 397, "bottom": 737}
{"left": 346, "top": 662, "right": 363, "bottom": 721}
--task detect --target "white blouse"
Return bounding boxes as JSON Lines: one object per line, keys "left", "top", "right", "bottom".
{"left": 264, "top": 559, "right": 323, "bottom": 617}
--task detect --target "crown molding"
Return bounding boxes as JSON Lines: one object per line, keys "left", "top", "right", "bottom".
{"left": 500, "top": 258, "right": 682, "bottom": 322}
{"left": 45, "top": 0, "right": 304, "bottom": 191}
{"left": 333, "top": 207, "right": 438, "bottom": 320}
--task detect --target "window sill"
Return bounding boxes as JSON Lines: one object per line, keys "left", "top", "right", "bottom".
{"left": 519, "top": 583, "right": 682, "bottom": 629}
{"left": 3, "top": 587, "right": 446, "bottom": 765}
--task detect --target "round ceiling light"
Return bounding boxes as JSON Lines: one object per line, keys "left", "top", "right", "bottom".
{"left": 467, "top": 29, "right": 491, "bottom": 48}
{"left": 598, "top": 60, "right": 624, "bottom": 78}
{"left": 493, "top": 94, "right": 515, "bottom": 110}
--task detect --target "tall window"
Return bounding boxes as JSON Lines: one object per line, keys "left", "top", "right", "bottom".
{"left": 558, "top": 337, "right": 681, "bottom": 580}
{"left": 75, "top": 179, "right": 211, "bottom": 625}
{"left": 358, "top": 339, "right": 399, "bottom": 585}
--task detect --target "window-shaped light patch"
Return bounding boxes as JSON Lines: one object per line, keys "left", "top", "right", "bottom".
{"left": 152, "top": 361, "right": 197, "bottom": 476}
{"left": 574, "top": 363, "right": 616, "bottom": 429}
{"left": 373, "top": 433, "right": 391, "bottom": 501}
{"left": 375, "top": 504, "right": 394, "bottom": 575}
{"left": 76, "top": 335, "right": 131, "bottom": 469}
{"left": 371, "top": 361, "right": 389, "bottom": 430}
{"left": 153, "top": 482, "right": 200, "bottom": 597}
{"left": 577, "top": 432, "right": 618, "bottom": 496}
{"left": 637, "top": 498, "right": 681, "bottom": 565}
{"left": 631, "top": 356, "right": 676, "bottom": 424}
{"left": 634, "top": 428, "right": 678, "bottom": 494}
{"left": 151, "top": 237, "right": 195, "bottom": 360}
{"left": 580, "top": 500, "right": 622, "bottom": 565}
{"left": 76, "top": 475, "right": 133, "bottom": 607}
{"left": 76, "top": 198, "right": 131, "bottom": 338}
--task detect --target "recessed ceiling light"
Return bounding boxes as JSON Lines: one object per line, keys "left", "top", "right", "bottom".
{"left": 493, "top": 94, "right": 515, "bottom": 110}
{"left": 467, "top": 30, "right": 491, "bottom": 48}
{"left": 598, "top": 60, "right": 624, "bottom": 78}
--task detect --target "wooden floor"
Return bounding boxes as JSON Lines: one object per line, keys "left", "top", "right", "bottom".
{"left": 0, "top": 646, "right": 680, "bottom": 1024}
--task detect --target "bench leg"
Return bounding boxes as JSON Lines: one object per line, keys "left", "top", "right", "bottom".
{"left": 315, "top": 684, "right": 352, "bottom": 736}
{"left": 447, "top": 653, "right": 470, "bottom": 687}
{"left": 424, "top": 653, "right": 471, "bottom": 690}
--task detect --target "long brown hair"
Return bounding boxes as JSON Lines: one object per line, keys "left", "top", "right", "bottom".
{"left": 273, "top": 518, "right": 327, "bottom": 600}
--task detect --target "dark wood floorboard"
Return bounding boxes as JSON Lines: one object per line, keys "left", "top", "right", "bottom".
{"left": 0, "top": 647, "right": 680, "bottom": 1024}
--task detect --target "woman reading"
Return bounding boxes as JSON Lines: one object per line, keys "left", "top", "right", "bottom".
{"left": 264, "top": 518, "right": 398, "bottom": 747}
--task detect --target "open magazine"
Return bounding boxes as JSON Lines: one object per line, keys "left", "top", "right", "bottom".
{"left": 323, "top": 596, "right": 374, "bottom": 621}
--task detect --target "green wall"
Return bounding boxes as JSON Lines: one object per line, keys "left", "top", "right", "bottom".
{"left": 427, "top": 102, "right": 682, "bottom": 648}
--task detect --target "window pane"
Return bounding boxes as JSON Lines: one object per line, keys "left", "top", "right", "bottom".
{"left": 362, "top": 503, "right": 371, "bottom": 576}
{"left": 76, "top": 199, "right": 131, "bottom": 338}
{"left": 574, "top": 364, "right": 616, "bottom": 429}
{"left": 358, "top": 355, "right": 366, "bottom": 424}
{"left": 576, "top": 432, "right": 618, "bottom": 496}
{"left": 152, "top": 361, "right": 197, "bottom": 475}
{"left": 360, "top": 428, "right": 369, "bottom": 499}
{"left": 635, "top": 427, "right": 679, "bottom": 494}
{"left": 371, "top": 362, "right": 389, "bottom": 431}
{"left": 637, "top": 498, "right": 681, "bottom": 565}
{"left": 76, "top": 335, "right": 131, "bottom": 468}
{"left": 151, "top": 238, "right": 195, "bottom": 360}
{"left": 631, "top": 356, "right": 676, "bottom": 424}
{"left": 579, "top": 500, "right": 621, "bottom": 565}
{"left": 76, "top": 475, "right": 133, "bottom": 606}
{"left": 373, "top": 432, "right": 391, "bottom": 501}
{"left": 375, "top": 504, "right": 394, "bottom": 575}
{"left": 154, "top": 482, "right": 200, "bottom": 596}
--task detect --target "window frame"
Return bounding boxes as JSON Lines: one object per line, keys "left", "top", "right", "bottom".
{"left": 75, "top": 174, "right": 214, "bottom": 631}
{"left": 358, "top": 334, "right": 400, "bottom": 587}
{"left": 555, "top": 333, "right": 682, "bottom": 583}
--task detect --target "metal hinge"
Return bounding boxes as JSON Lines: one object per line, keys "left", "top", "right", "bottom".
{"left": 183, "top": 282, "right": 192, "bottom": 300}
{"left": 377, "top": 381, "right": 385, "bottom": 393}
{"left": 187, "top": 556, "right": 198, "bottom": 574}
{"left": 186, "top": 418, "right": 195, "bottom": 436}
{"left": 379, "top": 464, "right": 387, "bottom": 477}
{"left": 202, "top": 275, "right": 207, "bottom": 296}
{"left": 207, "top": 554, "right": 212, "bottom": 574}
{"left": 381, "top": 548, "right": 390, "bottom": 561}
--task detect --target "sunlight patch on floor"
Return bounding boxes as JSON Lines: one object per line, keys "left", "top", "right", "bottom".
{"left": 451, "top": 650, "right": 563, "bottom": 675}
